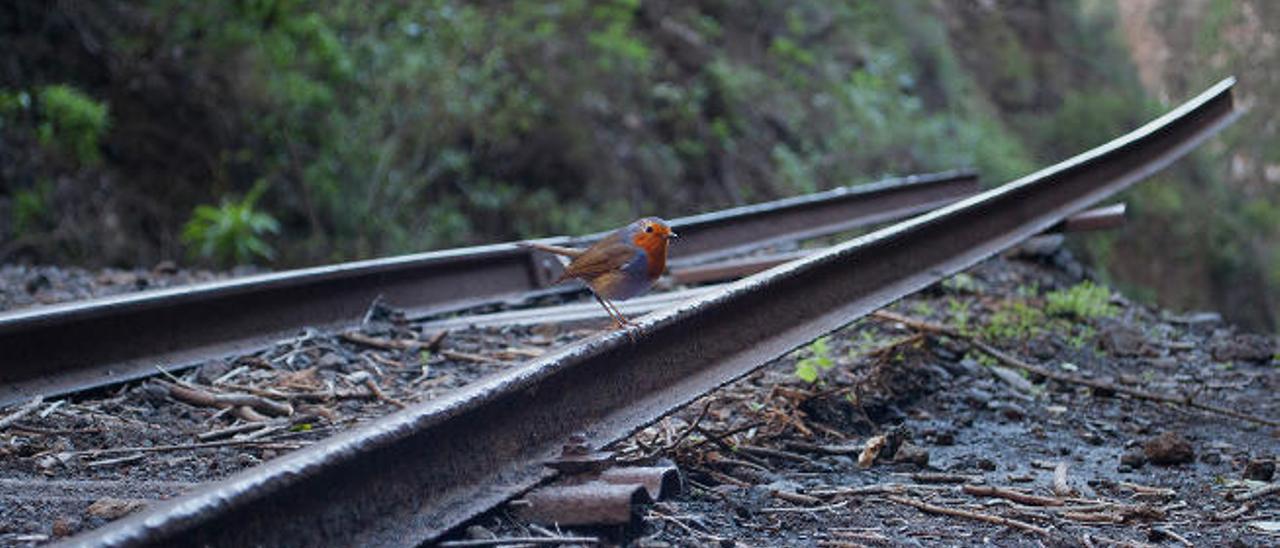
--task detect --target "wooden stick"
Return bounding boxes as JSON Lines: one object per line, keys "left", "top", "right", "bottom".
{"left": 963, "top": 484, "right": 1063, "bottom": 507}
{"left": 1229, "top": 482, "right": 1280, "bottom": 502}
{"left": 871, "top": 310, "right": 1280, "bottom": 427}
{"left": 887, "top": 495, "right": 1051, "bottom": 536}
{"left": 1053, "top": 463, "right": 1072, "bottom": 497}
{"left": 437, "top": 536, "right": 600, "bottom": 547}
{"left": 160, "top": 380, "right": 293, "bottom": 417}
{"left": 0, "top": 395, "right": 44, "bottom": 431}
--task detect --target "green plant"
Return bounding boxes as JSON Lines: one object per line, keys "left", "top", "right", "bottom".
{"left": 983, "top": 300, "right": 1045, "bottom": 341}
{"left": 11, "top": 180, "right": 54, "bottom": 234}
{"left": 1046, "top": 281, "right": 1116, "bottom": 319}
{"left": 181, "top": 180, "right": 280, "bottom": 265}
{"left": 794, "top": 336, "right": 835, "bottom": 383}
{"left": 947, "top": 298, "right": 972, "bottom": 334}
{"left": 36, "top": 85, "right": 110, "bottom": 165}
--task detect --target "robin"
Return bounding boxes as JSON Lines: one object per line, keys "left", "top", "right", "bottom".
{"left": 522, "top": 217, "right": 678, "bottom": 328}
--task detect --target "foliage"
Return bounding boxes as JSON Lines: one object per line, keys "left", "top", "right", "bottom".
{"left": 794, "top": 336, "right": 835, "bottom": 383}
{"left": 1046, "top": 281, "right": 1117, "bottom": 319}
{"left": 35, "top": 85, "right": 110, "bottom": 165}
{"left": 181, "top": 180, "right": 280, "bottom": 265}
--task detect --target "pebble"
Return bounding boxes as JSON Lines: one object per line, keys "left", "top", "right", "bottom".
{"left": 893, "top": 443, "right": 930, "bottom": 466}
{"left": 50, "top": 517, "right": 78, "bottom": 538}
{"left": 85, "top": 498, "right": 145, "bottom": 520}
{"left": 1243, "top": 459, "right": 1275, "bottom": 481}
{"left": 1120, "top": 449, "right": 1147, "bottom": 468}
{"left": 1143, "top": 432, "right": 1194, "bottom": 465}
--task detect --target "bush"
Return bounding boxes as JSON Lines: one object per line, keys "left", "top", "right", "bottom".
{"left": 181, "top": 181, "right": 280, "bottom": 265}
{"left": 36, "top": 85, "right": 110, "bottom": 165}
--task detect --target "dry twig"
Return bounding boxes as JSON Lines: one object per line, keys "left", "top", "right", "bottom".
{"left": 886, "top": 495, "right": 1051, "bottom": 537}
{"left": 1228, "top": 482, "right": 1280, "bottom": 503}
{"left": 0, "top": 395, "right": 45, "bottom": 431}
{"left": 963, "top": 484, "right": 1063, "bottom": 507}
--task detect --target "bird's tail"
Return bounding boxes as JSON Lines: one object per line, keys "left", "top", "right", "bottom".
{"left": 519, "top": 241, "right": 585, "bottom": 259}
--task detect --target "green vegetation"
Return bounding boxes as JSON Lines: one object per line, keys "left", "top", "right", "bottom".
{"left": 794, "top": 336, "right": 835, "bottom": 384}
{"left": 35, "top": 85, "right": 110, "bottom": 166}
{"left": 1046, "top": 281, "right": 1117, "bottom": 319}
{"left": 983, "top": 300, "right": 1046, "bottom": 342}
{"left": 181, "top": 181, "right": 281, "bottom": 265}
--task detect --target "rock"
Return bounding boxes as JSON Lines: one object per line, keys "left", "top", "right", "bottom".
{"left": 465, "top": 525, "right": 496, "bottom": 540}
{"left": 317, "top": 352, "right": 346, "bottom": 370}
{"left": 977, "top": 458, "right": 997, "bottom": 471}
{"left": 153, "top": 260, "right": 179, "bottom": 274}
{"left": 1120, "top": 449, "right": 1147, "bottom": 469}
{"left": 51, "top": 516, "right": 78, "bottom": 538}
{"left": 931, "top": 430, "right": 956, "bottom": 446}
{"left": 1243, "top": 459, "right": 1276, "bottom": 481}
{"left": 86, "top": 498, "right": 145, "bottom": 520}
{"left": 1027, "top": 334, "right": 1060, "bottom": 360}
{"left": 1210, "top": 334, "right": 1276, "bottom": 363}
{"left": 194, "top": 360, "right": 231, "bottom": 385}
{"left": 1143, "top": 432, "right": 1194, "bottom": 466}
{"left": 965, "top": 388, "right": 993, "bottom": 408}
{"left": 988, "top": 402, "right": 1026, "bottom": 421}
{"left": 893, "top": 443, "right": 930, "bottom": 467}
{"left": 1098, "top": 323, "right": 1152, "bottom": 357}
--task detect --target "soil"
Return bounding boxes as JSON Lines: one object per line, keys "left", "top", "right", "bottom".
{"left": 1, "top": 249, "right": 1277, "bottom": 546}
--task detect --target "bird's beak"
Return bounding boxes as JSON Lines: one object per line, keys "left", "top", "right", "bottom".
{"left": 667, "top": 231, "right": 679, "bottom": 240}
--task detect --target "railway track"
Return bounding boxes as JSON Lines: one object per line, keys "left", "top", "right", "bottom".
{"left": 1, "top": 78, "right": 1236, "bottom": 547}
{"left": 0, "top": 170, "right": 978, "bottom": 408}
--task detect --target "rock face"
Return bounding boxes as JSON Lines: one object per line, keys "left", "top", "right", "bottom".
{"left": 1143, "top": 432, "right": 1195, "bottom": 466}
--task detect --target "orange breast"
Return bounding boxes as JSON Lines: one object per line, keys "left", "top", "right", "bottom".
{"left": 631, "top": 233, "right": 669, "bottom": 279}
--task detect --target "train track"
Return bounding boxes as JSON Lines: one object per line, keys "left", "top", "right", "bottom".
{"left": 0, "top": 170, "right": 978, "bottom": 408}
{"left": 16, "top": 77, "right": 1236, "bottom": 547}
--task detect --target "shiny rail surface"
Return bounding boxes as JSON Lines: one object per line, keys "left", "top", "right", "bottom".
{"left": 65, "top": 78, "right": 1237, "bottom": 547}
{"left": 0, "top": 170, "right": 977, "bottom": 407}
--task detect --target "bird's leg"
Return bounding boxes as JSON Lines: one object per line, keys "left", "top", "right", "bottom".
{"left": 604, "top": 298, "right": 632, "bottom": 327}
{"left": 593, "top": 294, "right": 632, "bottom": 329}
{"left": 593, "top": 294, "right": 624, "bottom": 327}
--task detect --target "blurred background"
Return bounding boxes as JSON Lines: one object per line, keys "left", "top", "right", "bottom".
{"left": 0, "top": 0, "right": 1275, "bottom": 332}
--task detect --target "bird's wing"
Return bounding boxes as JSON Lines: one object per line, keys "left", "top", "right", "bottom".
{"left": 562, "top": 234, "right": 640, "bottom": 281}
{"left": 519, "top": 241, "right": 585, "bottom": 258}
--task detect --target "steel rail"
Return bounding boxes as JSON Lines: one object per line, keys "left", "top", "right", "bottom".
{"left": 65, "top": 78, "right": 1238, "bottom": 547}
{"left": 0, "top": 171, "right": 977, "bottom": 407}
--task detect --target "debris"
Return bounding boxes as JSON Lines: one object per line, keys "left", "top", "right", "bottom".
{"left": 887, "top": 495, "right": 1051, "bottom": 537}
{"left": 0, "top": 395, "right": 45, "bottom": 431}
{"left": 858, "top": 434, "right": 887, "bottom": 469}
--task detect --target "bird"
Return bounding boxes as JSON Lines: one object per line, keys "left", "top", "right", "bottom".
{"left": 522, "top": 217, "right": 678, "bottom": 329}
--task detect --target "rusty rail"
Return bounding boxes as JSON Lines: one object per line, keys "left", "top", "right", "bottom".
{"left": 65, "top": 78, "right": 1237, "bottom": 547}
{"left": 0, "top": 170, "right": 976, "bottom": 407}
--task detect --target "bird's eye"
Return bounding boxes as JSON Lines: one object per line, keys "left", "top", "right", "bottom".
{"left": 645, "top": 225, "right": 654, "bottom": 233}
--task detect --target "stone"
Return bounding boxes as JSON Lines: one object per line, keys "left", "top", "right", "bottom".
{"left": 1143, "top": 432, "right": 1194, "bottom": 466}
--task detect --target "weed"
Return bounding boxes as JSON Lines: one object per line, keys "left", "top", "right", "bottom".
{"left": 795, "top": 336, "right": 835, "bottom": 383}
{"left": 1046, "top": 281, "right": 1116, "bottom": 319}
{"left": 983, "top": 300, "right": 1045, "bottom": 341}
{"left": 181, "top": 180, "right": 280, "bottom": 265}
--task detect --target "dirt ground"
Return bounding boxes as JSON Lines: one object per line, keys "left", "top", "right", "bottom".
{"left": 1, "top": 247, "right": 1277, "bottom": 546}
